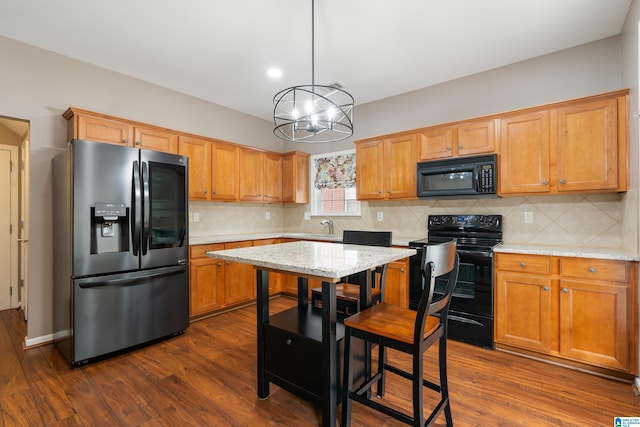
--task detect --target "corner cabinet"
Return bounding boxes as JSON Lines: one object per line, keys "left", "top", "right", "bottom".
{"left": 498, "top": 91, "right": 628, "bottom": 196}
{"left": 355, "top": 133, "right": 418, "bottom": 200}
{"left": 495, "top": 253, "right": 637, "bottom": 374}
{"left": 282, "top": 151, "right": 309, "bottom": 203}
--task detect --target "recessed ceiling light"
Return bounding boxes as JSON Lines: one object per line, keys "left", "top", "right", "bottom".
{"left": 267, "top": 68, "right": 282, "bottom": 78}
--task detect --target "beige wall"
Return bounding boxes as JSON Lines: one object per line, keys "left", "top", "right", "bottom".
{"left": 0, "top": 11, "right": 637, "bottom": 343}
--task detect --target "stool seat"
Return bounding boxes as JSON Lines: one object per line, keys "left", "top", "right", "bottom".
{"left": 344, "top": 303, "right": 439, "bottom": 345}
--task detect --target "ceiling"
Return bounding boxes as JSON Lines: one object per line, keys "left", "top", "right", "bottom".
{"left": 0, "top": 0, "right": 632, "bottom": 122}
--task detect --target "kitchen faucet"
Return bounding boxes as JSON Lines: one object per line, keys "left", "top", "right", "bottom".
{"left": 320, "top": 216, "right": 334, "bottom": 235}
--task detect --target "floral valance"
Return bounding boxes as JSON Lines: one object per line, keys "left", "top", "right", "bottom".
{"left": 314, "top": 153, "right": 356, "bottom": 189}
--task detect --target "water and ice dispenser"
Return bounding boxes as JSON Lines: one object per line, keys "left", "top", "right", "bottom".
{"left": 90, "top": 203, "right": 130, "bottom": 254}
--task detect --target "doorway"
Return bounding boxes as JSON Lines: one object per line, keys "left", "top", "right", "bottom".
{"left": 0, "top": 116, "right": 29, "bottom": 319}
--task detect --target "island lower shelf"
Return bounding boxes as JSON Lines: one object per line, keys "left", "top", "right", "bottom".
{"left": 263, "top": 304, "right": 366, "bottom": 405}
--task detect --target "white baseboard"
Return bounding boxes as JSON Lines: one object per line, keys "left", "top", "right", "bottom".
{"left": 24, "top": 330, "right": 68, "bottom": 349}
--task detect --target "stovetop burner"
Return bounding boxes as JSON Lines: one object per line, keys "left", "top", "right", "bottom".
{"left": 409, "top": 214, "right": 503, "bottom": 252}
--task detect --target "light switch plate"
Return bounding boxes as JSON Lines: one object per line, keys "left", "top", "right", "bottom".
{"left": 377, "top": 211, "right": 384, "bottom": 222}
{"left": 524, "top": 211, "right": 533, "bottom": 224}
{"left": 193, "top": 212, "right": 200, "bottom": 222}
{"left": 265, "top": 211, "right": 271, "bottom": 220}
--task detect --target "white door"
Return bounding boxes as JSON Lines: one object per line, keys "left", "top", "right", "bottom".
{"left": 0, "top": 145, "right": 18, "bottom": 310}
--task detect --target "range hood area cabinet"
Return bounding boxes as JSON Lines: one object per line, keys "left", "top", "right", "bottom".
{"left": 498, "top": 91, "right": 628, "bottom": 196}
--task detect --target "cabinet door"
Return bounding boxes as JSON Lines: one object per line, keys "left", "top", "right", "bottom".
{"left": 211, "top": 142, "right": 239, "bottom": 201}
{"left": 77, "top": 115, "right": 132, "bottom": 146}
{"left": 190, "top": 257, "right": 224, "bottom": 316}
{"left": 495, "top": 271, "right": 553, "bottom": 352}
{"left": 178, "top": 136, "right": 211, "bottom": 200}
{"left": 556, "top": 98, "right": 618, "bottom": 192}
{"left": 263, "top": 152, "right": 282, "bottom": 203}
{"left": 457, "top": 119, "right": 495, "bottom": 157}
{"left": 385, "top": 134, "right": 417, "bottom": 199}
{"left": 282, "top": 151, "right": 309, "bottom": 203}
{"left": 355, "top": 140, "right": 385, "bottom": 200}
{"left": 239, "top": 148, "right": 264, "bottom": 202}
{"left": 499, "top": 111, "right": 550, "bottom": 195}
{"left": 223, "top": 241, "right": 254, "bottom": 305}
{"left": 559, "top": 279, "right": 630, "bottom": 371}
{"left": 419, "top": 127, "right": 455, "bottom": 160}
{"left": 133, "top": 126, "right": 178, "bottom": 153}
{"left": 384, "top": 259, "right": 408, "bottom": 308}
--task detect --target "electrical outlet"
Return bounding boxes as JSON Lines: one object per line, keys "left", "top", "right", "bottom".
{"left": 524, "top": 211, "right": 533, "bottom": 224}
{"left": 377, "top": 211, "right": 384, "bottom": 222}
{"left": 265, "top": 211, "right": 271, "bottom": 220}
{"left": 193, "top": 212, "right": 199, "bottom": 222}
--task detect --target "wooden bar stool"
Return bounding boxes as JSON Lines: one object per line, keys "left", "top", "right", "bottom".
{"left": 311, "top": 230, "right": 392, "bottom": 315}
{"left": 341, "top": 239, "right": 459, "bottom": 427}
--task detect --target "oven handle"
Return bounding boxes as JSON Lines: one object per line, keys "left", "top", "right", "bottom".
{"left": 448, "top": 314, "right": 484, "bottom": 327}
{"left": 455, "top": 249, "right": 493, "bottom": 259}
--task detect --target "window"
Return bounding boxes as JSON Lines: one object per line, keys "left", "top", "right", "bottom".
{"left": 310, "top": 149, "right": 360, "bottom": 216}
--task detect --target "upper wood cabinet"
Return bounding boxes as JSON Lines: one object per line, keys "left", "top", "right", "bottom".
{"left": 133, "top": 126, "right": 177, "bottom": 153}
{"left": 211, "top": 141, "right": 240, "bottom": 201}
{"left": 282, "top": 151, "right": 309, "bottom": 203}
{"left": 64, "top": 108, "right": 178, "bottom": 153}
{"left": 499, "top": 91, "right": 628, "bottom": 196}
{"left": 355, "top": 133, "right": 419, "bottom": 200}
{"left": 419, "top": 119, "right": 496, "bottom": 161}
{"left": 178, "top": 136, "right": 211, "bottom": 200}
{"left": 239, "top": 148, "right": 282, "bottom": 203}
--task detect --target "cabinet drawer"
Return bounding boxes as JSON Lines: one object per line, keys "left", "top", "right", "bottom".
{"left": 560, "top": 258, "right": 628, "bottom": 283}
{"left": 190, "top": 243, "right": 224, "bottom": 259}
{"left": 495, "top": 253, "right": 552, "bottom": 275}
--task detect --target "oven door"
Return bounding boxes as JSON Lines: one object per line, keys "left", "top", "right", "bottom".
{"left": 432, "top": 249, "right": 493, "bottom": 318}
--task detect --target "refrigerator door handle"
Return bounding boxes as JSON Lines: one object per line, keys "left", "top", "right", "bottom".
{"left": 77, "top": 266, "right": 187, "bottom": 289}
{"left": 141, "top": 161, "right": 151, "bottom": 255}
{"left": 132, "top": 160, "right": 141, "bottom": 256}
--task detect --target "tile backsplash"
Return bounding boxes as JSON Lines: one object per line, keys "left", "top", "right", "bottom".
{"left": 189, "top": 190, "right": 637, "bottom": 252}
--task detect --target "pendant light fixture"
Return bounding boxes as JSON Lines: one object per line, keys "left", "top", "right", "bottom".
{"left": 273, "top": 0, "right": 354, "bottom": 143}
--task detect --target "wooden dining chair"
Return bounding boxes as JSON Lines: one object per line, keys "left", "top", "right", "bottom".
{"left": 310, "top": 230, "right": 392, "bottom": 315}
{"left": 341, "top": 239, "right": 459, "bottom": 427}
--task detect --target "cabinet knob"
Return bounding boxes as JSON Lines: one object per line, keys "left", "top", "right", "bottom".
{"left": 541, "top": 180, "right": 548, "bottom": 185}
{"left": 559, "top": 179, "right": 566, "bottom": 184}
{"left": 562, "top": 288, "right": 569, "bottom": 293}
{"left": 204, "top": 190, "right": 208, "bottom": 194}
{"left": 588, "top": 267, "right": 596, "bottom": 273}
{"left": 226, "top": 261, "right": 231, "bottom": 265}
{"left": 212, "top": 191, "right": 217, "bottom": 195}
{"left": 216, "top": 262, "right": 221, "bottom": 267}
{"left": 135, "top": 140, "right": 141, "bottom": 146}
{"left": 286, "top": 338, "right": 293, "bottom": 345}
{"left": 543, "top": 286, "right": 549, "bottom": 291}
{"left": 519, "top": 262, "right": 526, "bottom": 267}
{"left": 386, "top": 189, "right": 391, "bottom": 193}
{"left": 458, "top": 145, "right": 463, "bottom": 149}
{"left": 446, "top": 146, "right": 452, "bottom": 151}
{"left": 377, "top": 190, "right": 382, "bottom": 194}
{"left": 122, "top": 139, "right": 128, "bottom": 144}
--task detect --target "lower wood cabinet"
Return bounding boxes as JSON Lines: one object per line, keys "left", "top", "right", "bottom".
{"left": 495, "top": 253, "right": 637, "bottom": 374}
{"left": 223, "top": 241, "right": 255, "bottom": 305}
{"left": 189, "top": 244, "right": 225, "bottom": 318}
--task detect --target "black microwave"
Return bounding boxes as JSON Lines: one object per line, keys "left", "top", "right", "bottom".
{"left": 416, "top": 154, "right": 497, "bottom": 199}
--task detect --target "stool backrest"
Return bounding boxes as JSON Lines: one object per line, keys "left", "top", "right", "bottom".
{"left": 415, "top": 239, "right": 459, "bottom": 343}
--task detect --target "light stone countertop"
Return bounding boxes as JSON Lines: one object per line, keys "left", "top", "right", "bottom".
{"left": 494, "top": 243, "right": 640, "bottom": 261}
{"left": 207, "top": 240, "right": 417, "bottom": 279}
{"left": 189, "top": 232, "right": 423, "bottom": 248}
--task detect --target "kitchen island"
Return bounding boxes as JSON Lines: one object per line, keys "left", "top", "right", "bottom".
{"left": 208, "top": 240, "right": 415, "bottom": 427}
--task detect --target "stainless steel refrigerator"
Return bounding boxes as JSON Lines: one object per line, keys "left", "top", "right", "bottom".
{"left": 53, "top": 139, "right": 189, "bottom": 365}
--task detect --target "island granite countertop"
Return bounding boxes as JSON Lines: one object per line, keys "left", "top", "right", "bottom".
{"left": 207, "top": 240, "right": 416, "bottom": 279}
{"left": 494, "top": 243, "right": 640, "bottom": 262}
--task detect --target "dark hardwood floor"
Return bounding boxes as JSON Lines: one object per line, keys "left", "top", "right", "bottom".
{"left": 1, "top": 296, "right": 639, "bottom": 426}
